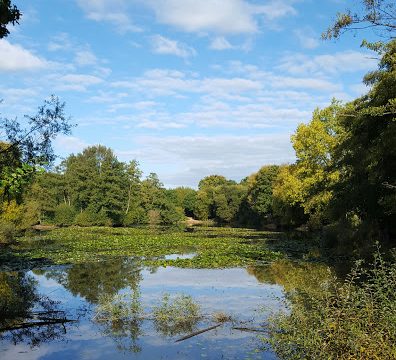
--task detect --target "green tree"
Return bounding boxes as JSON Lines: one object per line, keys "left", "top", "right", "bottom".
{"left": 0, "top": 0, "right": 21, "bottom": 38}
{"left": 322, "top": 0, "right": 396, "bottom": 41}
{"left": 64, "top": 145, "right": 126, "bottom": 224}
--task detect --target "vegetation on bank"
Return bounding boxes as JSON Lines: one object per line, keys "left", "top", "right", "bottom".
{"left": 267, "top": 249, "right": 396, "bottom": 359}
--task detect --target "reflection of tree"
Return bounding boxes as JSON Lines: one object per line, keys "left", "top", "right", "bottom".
{"left": 45, "top": 257, "right": 143, "bottom": 304}
{"left": 0, "top": 272, "right": 75, "bottom": 347}
{"left": 248, "top": 260, "right": 334, "bottom": 295}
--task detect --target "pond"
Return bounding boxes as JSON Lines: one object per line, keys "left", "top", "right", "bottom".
{"left": 0, "top": 226, "right": 337, "bottom": 359}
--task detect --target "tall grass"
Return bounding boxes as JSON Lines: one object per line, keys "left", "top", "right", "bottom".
{"left": 268, "top": 249, "right": 396, "bottom": 359}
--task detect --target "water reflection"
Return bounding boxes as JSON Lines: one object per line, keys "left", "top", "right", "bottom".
{"left": 0, "top": 257, "right": 295, "bottom": 359}
{"left": 0, "top": 272, "right": 77, "bottom": 348}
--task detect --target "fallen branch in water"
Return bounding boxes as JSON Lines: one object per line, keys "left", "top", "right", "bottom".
{"left": 175, "top": 323, "right": 222, "bottom": 342}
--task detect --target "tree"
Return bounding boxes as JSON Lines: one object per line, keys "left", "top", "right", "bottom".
{"left": 331, "top": 40, "right": 396, "bottom": 240}
{"left": 322, "top": 0, "right": 396, "bottom": 41}
{"left": 0, "top": 0, "right": 21, "bottom": 38}
{"left": 64, "top": 145, "right": 126, "bottom": 224}
{"left": 245, "top": 165, "right": 280, "bottom": 224}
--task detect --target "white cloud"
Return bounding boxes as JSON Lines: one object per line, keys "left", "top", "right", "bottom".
{"left": 74, "top": 49, "right": 98, "bottom": 66}
{"left": 76, "top": 0, "right": 141, "bottom": 32}
{"left": 145, "top": 0, "right": 296, "bottom": 34}
{"left": 294, "top": 28, "right": 319, "bottom": 49}
{"left": 278, "top": 51, "right": 377, "bottom": 75}
{"left": 48, "top": 33, "right": 73, "bottom": 52}
{"left": 57, "top": 74, "right": 103, "bottom": 91}
{"left": 0, "top": 40, "right": 48, "bottom": 71}
{"left": 210, "top": 36, "right": 234, "bottom": 50}
{"left": 54, "top": 135, "right": 89, "bottom": 155}
{"left": 119, "top": 134, "right": 295, "bottom": 187}
{"left": 151, "top": 35, "right": 196, "bottom": 58}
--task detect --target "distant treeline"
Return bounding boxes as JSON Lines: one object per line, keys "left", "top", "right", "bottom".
{"left": 1, "top": 41, "right": 396, "bottom": 250}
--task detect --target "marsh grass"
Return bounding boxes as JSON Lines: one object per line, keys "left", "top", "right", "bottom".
{"left": 267, "top": 249, "right": 396, "bottom": 359}
{"left": 153, "top": 293, "right": 202, "bottom": 336}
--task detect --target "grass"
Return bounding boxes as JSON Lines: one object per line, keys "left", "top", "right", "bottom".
{"left": 153, "top": 293, "right": 202, "bottom": 336}
{"left": 266, "top": 248, "right": 396, "bottom": 359}
{"left": 0, "top": 226, "right": 284, "bottom": 271}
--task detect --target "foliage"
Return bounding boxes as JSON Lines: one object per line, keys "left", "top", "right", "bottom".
{"left": 54, "top": 204, "right": 76, "bottom": 226}
{"left": 267, "top": 250, "right": 396, "bottom": 359}
{"left": 0, "top": 96, "right": 72, "bottom": 167}
{"left": 330, "top": 40, "right": 396, "bottom": 240}
{"left": 0, "top": 0, "right": 21, "bottom": 38}
{"left": 74, "top": 209, "right": 112, "bottom": 227}
{"left": 0, "top": 218, "right": 15, "bottom": 244}
{"left": 322, "top": 0, "right": 396, "bottom": 41}
{"left": 153, "top": 293, "right": 201, "bottom": 336}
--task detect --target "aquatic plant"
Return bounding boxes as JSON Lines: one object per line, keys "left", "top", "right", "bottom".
{"left": 153, "top": 293, "right": 202, "bottom": 336}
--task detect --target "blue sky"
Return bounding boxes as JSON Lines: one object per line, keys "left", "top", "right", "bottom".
{"left": 1, "top": 0, "right": 378, "bottom": 187}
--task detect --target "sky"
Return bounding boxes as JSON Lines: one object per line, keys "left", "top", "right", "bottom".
{"left": 0, "top": 0, "right": 379, "bottom": 188}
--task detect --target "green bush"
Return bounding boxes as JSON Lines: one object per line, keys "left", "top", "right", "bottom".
{"left": 74, "top": 209, "right": 112, "bottom": 227}
{"left": 0, "top": 219, "right": 16, "bottom": 244}
{"left": 123, "top": 207, "right": 147, "bottom": 226}
{"left": 267, "top": 249, "right": 396, "bottom": 359}
{"left": 54, "top": 204, "right": 76, "bottom": 226}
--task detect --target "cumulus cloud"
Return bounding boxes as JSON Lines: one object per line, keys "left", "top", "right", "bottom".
{"left": 278, "top": 51, "right": 377, "bottom": 75}
{"left": 210, "top": 36, "right": 234, "bottom": 50}
{"left": 54, "top": 135, "right": 90, "bottom": 155}
{"left": 118, "top": 134, "right": 295, "bottom": 187}
{"left": 294, "top": 28, "right": 319, "bottom": 49}
{"left": 76, "top": 0, "right": 141, "bottom": 32}
{"left": 74, "top": 49, "right": 98, "bottom": 66}
{"left": 0, "top": 40, "right": 48, "bottom": 71}
{"left": 151, "top": 35, "right": 196, "bottom": 58}
{"left": 56, "top": 74, "right": 103, "bottom": 91}
{"left": 145, "top": 0, "right": 296, "bottom": 34}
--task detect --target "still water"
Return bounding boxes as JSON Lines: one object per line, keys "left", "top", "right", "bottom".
{"left": 0, "top": 256, "right": 285, "bottom": 359}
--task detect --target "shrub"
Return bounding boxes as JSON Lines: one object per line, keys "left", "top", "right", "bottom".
{"left": 123, "top": 207, "right": 147, "bottom": 226}
{"left": 267, "top": 249, "right": 396, "bottom": 359}
{"left": 54, "top": 204, "right": 76, "bottom": 226}
{"left": 74, "top": 209, "right": 112, "bottom": 227}
{"left": 0, "top": 219, "right": 16, "bottom": 244}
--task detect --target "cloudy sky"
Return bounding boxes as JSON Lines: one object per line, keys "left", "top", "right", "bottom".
{"left": 1, "top": 0, "right": 378, "bottom": 187}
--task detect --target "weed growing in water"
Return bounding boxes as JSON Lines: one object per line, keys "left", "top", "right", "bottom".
{"left": 153, "top": 293, "right": 202, "bottom": 336}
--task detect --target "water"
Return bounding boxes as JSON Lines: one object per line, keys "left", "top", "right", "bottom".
{"left": 0, "top": 257, "right": 285, "bottom": 359}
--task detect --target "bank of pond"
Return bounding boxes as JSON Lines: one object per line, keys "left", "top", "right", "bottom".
{"left": 0, "top": 226, "right": 395, "bottom": 359}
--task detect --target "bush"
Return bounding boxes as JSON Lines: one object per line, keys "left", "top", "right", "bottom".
{"left": 267, "top": 249, "right": 396, "bottom": 359}
{"left": 54, "top": 204, "right": 76, "bottom": 226}
{"left": 123, "top": 207, "right": 147, "bottom": 226}
{"left": 74, "top": 209, "right": 112, "bottom": 227}
{"left": 0, "top": 219, "right": 16, "bottom": 244}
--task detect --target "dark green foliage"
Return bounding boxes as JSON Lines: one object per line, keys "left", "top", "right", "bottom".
{"left": 65, "top": 146, "right": 126, "bottom": 225}
{"left": 54, "top": 204, "right": 76, "bottom": 226}
{"left": 0, "top": 0, "right": 21, "bottom": 38}
{"left": 74, "top": 209, "right": 112, "bottom": 227}
{"left": 331, "top": 40, "right": 396, "bottom": 242}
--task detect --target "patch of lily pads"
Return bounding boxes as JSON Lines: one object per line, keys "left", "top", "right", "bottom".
{"left": 0, "top": 226, "right": 284, "bottom": 271}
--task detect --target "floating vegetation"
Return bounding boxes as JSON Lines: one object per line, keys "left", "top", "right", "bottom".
{"left": 0, "top": 226, "right": 284, "bottom": 271}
